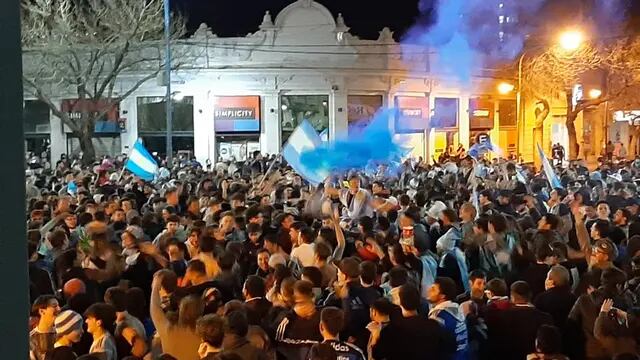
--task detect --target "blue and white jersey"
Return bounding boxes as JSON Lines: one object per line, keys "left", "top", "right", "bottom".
{"left": 429, "top": 300, "right": 468, "bottom": 360}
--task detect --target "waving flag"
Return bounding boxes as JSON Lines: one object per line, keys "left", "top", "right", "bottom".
{"left": 125, "top": 139, "right": 158, "bottom": 181}
{"left": 282, "top": 120, "right": 329, "bottom": 185}
{"left": 536, "top": 143, "right": 562, "bottom": 189}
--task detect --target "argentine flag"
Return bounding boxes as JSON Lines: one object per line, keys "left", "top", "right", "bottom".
{"left": 126, "top": 140, "right": 158, "bottom": 181}
{"left": 536, "top": 143, "right": 563, "bottom": 189}
{"left": 282, "top": 120, "right": 329, "bottom": 185}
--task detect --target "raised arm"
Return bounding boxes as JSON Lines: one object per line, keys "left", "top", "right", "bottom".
{"left": 331, "top": 207, "right": 346, "bottom": 261}
{"left": 149, "top": 272, "right": 169, "bottom": 336}
{"left": 572, "top": 205, "right": 591, "bottom": 260}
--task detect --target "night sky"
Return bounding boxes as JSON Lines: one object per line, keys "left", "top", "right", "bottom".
{"left": 173, "top": 0, "right": 423, "bottom": 40}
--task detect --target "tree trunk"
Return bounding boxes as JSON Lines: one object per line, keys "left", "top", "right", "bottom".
{"left": 630, "top": 126, "right": 640, "bottom": 160}
{"left": 565, "top": 93, "right": 579, "bottom": 160}
{"left": 533, "top": 99, "right": 550, "bottom": 167}
{"left": 566, "top": 112, "right": 579, "bottom": 160}
{"left": 78, "top": 131, "right": 96, "bottom": 166}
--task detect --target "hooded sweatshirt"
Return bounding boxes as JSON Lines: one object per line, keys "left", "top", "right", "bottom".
{"left": 429, "top": 300, "right": 468, "bottom": 360}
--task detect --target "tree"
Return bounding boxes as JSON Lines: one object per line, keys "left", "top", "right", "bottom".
{"left": 21, "top": 0, "right": 185, "bottom": 165}
{"left": 522, "top": 38, "right": 640, "bottom": 160}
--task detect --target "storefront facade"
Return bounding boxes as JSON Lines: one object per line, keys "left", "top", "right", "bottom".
{"left": 25, "top": 0, "right": 519, "bottom": 165}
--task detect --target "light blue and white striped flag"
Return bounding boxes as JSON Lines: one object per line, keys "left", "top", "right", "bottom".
{"left": 536, "top": 143, "right": 562, "bottom": 189}
{"left": 282, "top": 120, "right": 329, "bottom": 185}
{"left": 125, "top": 139, "right": 158, "bottom": 181}
{"left": 472, "top": 189, "right": 481, "bottom": 219}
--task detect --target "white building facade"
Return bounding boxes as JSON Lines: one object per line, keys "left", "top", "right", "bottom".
{"left": 24, "top": 0, "right": 519, "bottom": 165}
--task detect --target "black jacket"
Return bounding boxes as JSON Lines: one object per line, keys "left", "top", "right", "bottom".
{"left": 372, "top": 315, "right": 455, "bottom": 360}
{"left": 484, "top": 304, "right": 554, "bottom": 360}
{"left": 533, "top": 286, "right": 577, "bottom": 331}
{"left": 323, "top": 281, "right": 381, "bottom": 351}
{"left": 245, "top": 297, "right": 272, "bottom": 326}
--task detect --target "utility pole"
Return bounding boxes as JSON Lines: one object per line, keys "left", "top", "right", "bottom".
{"left": 163, "top": 0, "right": 173, "bottom": 168}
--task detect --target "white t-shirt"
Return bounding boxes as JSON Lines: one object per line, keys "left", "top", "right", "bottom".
{"left": 290, "top": 243, "right": 316, "bottom": 268}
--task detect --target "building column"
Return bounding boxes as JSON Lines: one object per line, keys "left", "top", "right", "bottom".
{"left": 261, "top": 91, "right": 280, "bottom": 155}
{"left": 119, "top": 98, "right": 137, "bottom": 154}
{"left": 193, "top": 91, "right": 215, "bottom": 165}
{"left": 490, "top": 100, "right": 500, "bottom": 151}
{"left": 459, "top": 95, "right": 470, "bottom": 149}
{"left": 49, "top": 99, "right": 67, "bottom": 163}
{"left": 330, "top": 89, "right": 348, "bottom": 141}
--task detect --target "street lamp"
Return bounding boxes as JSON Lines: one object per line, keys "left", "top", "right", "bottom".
{"left": 559, "top": 30, "right": 584, "bottom": 51}
{"left": 516, "top": 29, "right": 585, "bottom": 158}
{"left": 589, "top": 88, "right": 602, "bottom": 99}
{"left": 498, "top": 82, "right": 515, "bottom": 94}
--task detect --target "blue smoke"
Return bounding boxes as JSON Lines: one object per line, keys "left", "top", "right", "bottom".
{"left": 298, "top": 109, "right": 406, "bottom": 175}
{"left": 404, "top": 0, "right": 546, "bottom": 83}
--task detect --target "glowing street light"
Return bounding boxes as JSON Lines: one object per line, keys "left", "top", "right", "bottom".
{"left": 498, "top": 82, "right": 515, "bottom": 94}
{"left": 559, "top": 30, "right": 584, "bottom": 51}
{"left": 589, "top": 88, "right": 602, "bottom": 99}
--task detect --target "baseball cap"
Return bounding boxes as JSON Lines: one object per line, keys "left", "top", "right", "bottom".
{"left": 337, "top": 257, "right": 361, "bottom": 279}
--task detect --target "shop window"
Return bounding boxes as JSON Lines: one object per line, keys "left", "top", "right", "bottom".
{"left": 67, "top": 136, "right": 122, "bottom": 158}
{"left": 432, "top": 98, "right": 458, "bottom": 129}
{"left": 469, "top": 98, "right": 494, "bottom": 129}
{"left": 137, "top": 96, "right": 194, "bottom": 133}
{"left": 139, "top": 136, "right": 194, "bottom": 158}
{"left": 394, "top": 96, "right": 429, "bottom": 133}
{"left": 281, "top": 95, "right": 329, "bottom": 145}
{"left": 24, "top": 100, "right": 51, "bottom": 134}
{"left": 347, "top": 95, "right": 383, "bottom": 135}
{"left": 499, "top": 99, "right": 517, "bottom": 127}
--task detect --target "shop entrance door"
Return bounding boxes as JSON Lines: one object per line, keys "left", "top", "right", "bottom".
{"left": 216, "top": 136, "right": 260, "bottom": 162}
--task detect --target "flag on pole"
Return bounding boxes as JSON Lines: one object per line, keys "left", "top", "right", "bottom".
{"left": 471, "top": 189, "right": 481, "bottom": 219}
{"left": 282, "top": 120, "right": 329, "bottom": 185}
{"left": 125, "top": 139, "right": 158, "bottom": 181}
{"left": 536, "top": 143, "right": 562, "bottom": 189}
{"left": 515, "top": 167, "right": 527, "bottom": 184}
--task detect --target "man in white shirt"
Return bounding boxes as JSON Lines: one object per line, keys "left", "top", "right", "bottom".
{"left": 290, "top": 227, "right": 316, "bottom": 267}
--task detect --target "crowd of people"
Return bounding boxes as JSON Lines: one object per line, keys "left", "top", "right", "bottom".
{"left": 25, "top": 149, "right": 640, "bottom": 360}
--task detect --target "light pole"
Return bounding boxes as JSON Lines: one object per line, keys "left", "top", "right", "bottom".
{"left": 516, "top": 51, "right": 526, "bottom": 160}
{"left": 515, "top": 29, "right": 584, "bottom": 160}
{"left": 163, "top": 0, "right": 173, "bottom": 168}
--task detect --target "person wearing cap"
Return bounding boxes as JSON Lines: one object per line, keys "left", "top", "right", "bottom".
{"left": 572, "top": 205, "right": 617, "bottom": 271}
{"left": 323, "top": 257, "right": 381, "bottom": 352}
{"left": 568, "top": 267, "right": 634, "bottom": 360}
{"left": 45, "top": 310, "right": 84, "bottom": 360}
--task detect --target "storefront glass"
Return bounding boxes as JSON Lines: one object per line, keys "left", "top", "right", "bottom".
{"left": 348, "top": 95, "right": 383, "bottom": 135}
{"left": 280, "top": 95, "right": 329, "bottom": 145}
{"left": 432, "top": 98, "right": 458, "bottom": 129}
{"left": 394, "top": 96, "right": 429, "bottom": 133}
{"left": 137, "top": 96, "right": 194, "bottom": 155}
{"left": 217, "top": 136, "right": 260, "bottom": 162}
{"left": 67, "top": 136, "right": 122, "bottom": 158}
{"left": 24, "top": 100, "right": 51, "bottom": 134}
{"left": 137, "top": 96, "right": 194, "bottom": 133}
